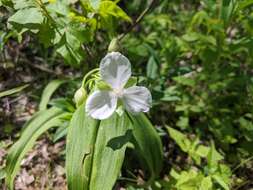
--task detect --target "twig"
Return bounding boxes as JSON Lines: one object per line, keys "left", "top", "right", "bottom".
{"left": 232, "top": 155, "right": 253, "bottom": 172}
{"left": 19, "top": 57, "right": 66, "bottom": 77}
{"left": 118, "top": 0, "right": 157, "bottom": 41}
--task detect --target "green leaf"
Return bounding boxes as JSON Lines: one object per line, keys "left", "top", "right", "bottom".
{"left": 128, "top": 113, "right": 163, "bottom": 184}
{"left": 0, "top": 84, "right": 29, "bottom": 98}
{"left": 56, "top": 32, "right": 84, "bottom": 65}
{"left": 89, "top": 0, "right": 100, "bottom": 9}
{"left": 66, "top": 106, "right": 130, "bottom": 190}
{"left": 39, "top": 80, "right": 66, "bottom": 111}
{"left": 46, "top": 0, "right": 69, "bottom": 16}
{"left": 207, "top": 141, "right": 223, "bottom": 171}
{"left": 0, "top": 168, "right": 6, "bottom": 180}
{"left": 219, "top": 0, "right": 237, "bottom": 28}
{"left": 176, "top": 116, "right": 189, "bottom": 129}
{"left": 200, "top": 176, "right": 213, "bottom": 190}
{"left": 5, "top": 107, "right": 66, "bottom": 190}
{"left": 66, "top": 105, "right": 99, "bottom": 190}
{"left": 89, "top": 113, "right": 131, "bottom": 190}
{"left": 53, "top": 124, "right": 68, "bottom": 142}
{"left": 8, "top": 7, "right": 44, "bottom": 26}
{"left": 167, "top": 126, "right": 190, "bottom": 152}
{"left": 167, "top": 127, "right": 210, "bottom": 165}
{"left": 125, "top": 77, "right": 137, "bottom": 88}
{"left": 99, "top": 1, "right": 132, "bottom": 22}
{"left": 173, "top": 76, "right": 196, "bottom": 87}
{"left": 174, "top": 169, "right": 204, "bottom": 190}
{"left": 212, "top": 174, "right": 230, "bottom": 190}
{"left": 146, "top": 56, "right": 158, "bottom": 79}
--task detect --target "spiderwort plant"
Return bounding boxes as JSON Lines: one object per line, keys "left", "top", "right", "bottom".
{"left": 5, "top": 52, "right": 163, "bottom": 190}
{"left": 66, "top": 52, "right": 162, "bottom": 190}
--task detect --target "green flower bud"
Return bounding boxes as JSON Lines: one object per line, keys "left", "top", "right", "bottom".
{"left": 74, "top": 87, "right": 87, "bottom": 107}
{"left": 96, "top": 80, "right": 111, "bottom": 90}
{"left": 108, "top": 38, "right": 120, "bottom": 52}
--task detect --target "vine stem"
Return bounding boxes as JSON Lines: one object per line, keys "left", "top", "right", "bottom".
{"left": 118, "top": 0, "right": 157, "bottom": 42}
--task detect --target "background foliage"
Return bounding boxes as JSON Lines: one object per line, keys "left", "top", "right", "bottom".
{"left": 1, "top": 0, "right": 253, "bottom": 189}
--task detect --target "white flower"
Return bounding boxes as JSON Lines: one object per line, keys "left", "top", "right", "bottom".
{"left": 85, "top": 52, "right": 152, "bottom": 120}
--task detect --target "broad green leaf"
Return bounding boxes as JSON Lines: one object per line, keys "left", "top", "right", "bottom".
{"left": 0, "top": 168, "right": 6, "bottom": 180}
{"left": 66, "top": 106, "right": 130, "bottom": 190}
{"left": 207, "top": 141, "right": 223, "bottom": 171}
{"left": 99, "top": 1, "right": 131, "bottom": 22}
{"left": 89, "top": 0, "right": 100, "bottom": 9}
{"left": 0, "top": 84, "right": 29, "bottom": 98}
{"left": 175, "top": 169, "right": 203, "bottom": 190}
{"left": 173, "top": 76, "right": 196, "bottom": 87}
{"left": 167, "top": 127, "right": 210, "bottom": 165}
{"left": 56, "top": 30, "right": 85, "bottom": 64}
{"left": 196, "top": 145, "right": 210, "bottom": 158}
{"left": 53, "top": 124, "right": 68, "bottom": 142}
{"left": 13, "top": 0, "right": 36, "bottom": 9}
{"left": 46, "top": 0, "right": 69, "bottom": 16}
{"left": 167, "top": 126, "right": 190, "bottom": 152}
{"left": 8, "top": 7, "right": 44, "bottom": 26}
{"left": 200, "top": 176, "right": 213, "bottom": 190}
{"left": 146, "top": 56, "right": 158, "bottom": 79}
{"left": 128, "top": 113, "right": 163, "bottom": 184}
{"left": 5, "top": 107, "right": 67, "bottom": 190}
{"left": 66, "top": 105, "right": 99, "bottom": 190}
{"left": 39, "top": 80, "right": 66, "bottom": 111}
{"left": 176, "top": 116, "right": 189, "bottom": 129}
{"left": 89, "top": 113, "right": 131, "bottom": 190}
{"left": 212, "top": 174, "right": 230, "bottom": 190}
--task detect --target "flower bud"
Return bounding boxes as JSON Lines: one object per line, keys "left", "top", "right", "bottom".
{"left": 108, "top": 38, "right": 120, "bottom": 52}
{"left": 97, "top": 80, "right": 111, "bottom": 90}
{"left": 74, "top": 87, "right": 87, "bottom": 107}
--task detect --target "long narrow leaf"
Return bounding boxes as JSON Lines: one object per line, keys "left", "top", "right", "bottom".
{"left": 0, "top": 84, "right": 29, "bottom": 98}
{"left": 89, "top": 113, "right": 131, "bottom": 190}
{"left": 66, "top": 105, "right": 99, "bottom": 190}
{"left": 39, "top": 80, "right": 66, "bottom": 111}
{"left": 128, "top": 113, "right": 163, "bottom": 184}
{"left": 5, "top": 107, "right": 67, "bottom": 190}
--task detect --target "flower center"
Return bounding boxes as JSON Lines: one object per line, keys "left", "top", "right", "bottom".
{"left": 113, "top": 88, "right": 124, "bottom": 98}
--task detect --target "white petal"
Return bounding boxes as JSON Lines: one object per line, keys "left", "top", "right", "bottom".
{"left": 85, "top": 91, "right": 117, "bottom": 120}
{"left": 122, "top": 86, "right": 152, "bottom": 113}
{"left": 100, "top": 52, "right": 131, "bottom": 89}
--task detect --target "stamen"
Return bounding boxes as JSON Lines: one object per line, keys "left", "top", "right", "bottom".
{"left": 113, "top": 88, "right": 124, "bottom": 98}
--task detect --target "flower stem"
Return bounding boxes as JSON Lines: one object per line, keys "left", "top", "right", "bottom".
{"left": 81, "top": 68, "right": 100, "bottom": 88}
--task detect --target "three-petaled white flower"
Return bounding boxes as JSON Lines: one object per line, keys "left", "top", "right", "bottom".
{"left": 85, "top": 52, "right": 152, "bottom": 120}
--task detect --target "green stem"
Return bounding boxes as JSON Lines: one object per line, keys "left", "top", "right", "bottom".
{"left": 232, "top": 155, "right": 253, "bottom": 172}
{"left": 81, "top": 68, "right": 100, "bottom": 88}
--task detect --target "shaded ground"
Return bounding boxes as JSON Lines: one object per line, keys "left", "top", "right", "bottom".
{"left": 0, "top": 138, "right": 66, "bottom": 190}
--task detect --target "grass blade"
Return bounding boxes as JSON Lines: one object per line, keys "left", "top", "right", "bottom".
{"left": 0, "top": 84, "right": 29, "bottom": 98}
{"left": 39, "top": 80, "right": 66, "bottom": 111}
{"left": 5, "top": 107, "right": 66, "bottom": 189}
{"left": 128, "top": 113, "right": 163, "bottom": 185}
